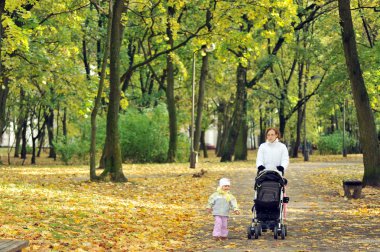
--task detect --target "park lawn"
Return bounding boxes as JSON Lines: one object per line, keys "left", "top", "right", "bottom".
{"left": 0, "top": 159, "right": 238, "bottom": 251}
{"left": 306, "top": 158, "right": 380, "bottom": 219}
{"left": 1, "top": 153, "right": 379, "bottom": 251}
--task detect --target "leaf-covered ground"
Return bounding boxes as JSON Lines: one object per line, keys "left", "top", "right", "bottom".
{"left": 1, "top": 153, "right": 380, "bottom": 251}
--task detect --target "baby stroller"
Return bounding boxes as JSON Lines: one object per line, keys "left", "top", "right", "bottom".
{"left": 247, "top": 170, "right": 289, "bottom": 240}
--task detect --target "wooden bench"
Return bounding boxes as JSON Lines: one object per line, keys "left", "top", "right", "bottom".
{"left": 0, "top": 240, "right": 29, "bottom": 252}
{"left": 343, "top": 180, "right": 363, "bottom": 199}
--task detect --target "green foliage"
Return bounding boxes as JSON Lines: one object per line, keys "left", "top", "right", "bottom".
{"left": 55, "top": 136, "right": 90, "bottom": 165}
{"left": 317, "top": 131, "right": 358, "bottom": 155}
{"left": 118, "top": 105, "right": 190, "bottom": 163}
{"left": 119, "top": 105, "right": 169, "bottom": 163}
{"left": 54, "top": 104, "right": 191, "bottom": 164}
{"left": 176, "top": 133, "right": 191, "bottom": 163}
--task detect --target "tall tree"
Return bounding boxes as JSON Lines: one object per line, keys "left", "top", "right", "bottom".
{"left": 0, "top": 0, "right": 8, "bottom": 142}
{"left": 193, "top": 6, "right": 214, "bottom": 155}
{"left": 338, "top": 0, "right": 380, "bottom": 186}
{"left": 99, "top": 0, "right": 127, "bottom": 182}
{"left": 90, "top": 0, "right": 113, "bottom": 181}
{"left": 165, "top": 5, "right": 177, "bottom": 162}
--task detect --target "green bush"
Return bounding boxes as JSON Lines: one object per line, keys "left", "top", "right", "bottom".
{"left": 56, "top": 104, "right": 190, "bottom": 164}
{"left": 119, "top": 105, "right": 170, "bottom": 163}
{"left": 317, "top": 131, "right": 358, "bottom": 155}
{"left": 55, "top": 136, "right": 90, "bottom": 164}
{"left": 176, "top": 133, "right": 191, "bottom": 163}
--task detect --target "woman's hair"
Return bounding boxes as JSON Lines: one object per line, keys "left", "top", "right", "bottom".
{"left": 265, "top": 127, "right": 281, "bottom": 139}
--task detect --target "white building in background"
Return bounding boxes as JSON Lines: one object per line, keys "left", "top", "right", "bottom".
{"left": 203, "top": 125, "right": 257, "bottom": 150}
{"left": 1, "top": 122, "right": 16, "bottom": 147}
{"left": 2, "top": 120, "right": 257, "bottom": 150}
{"left": 204, "top": 124, "right": 218, "bottom": 149}
{"left": 1, "top": 121, "right": 37, "bottom": 148}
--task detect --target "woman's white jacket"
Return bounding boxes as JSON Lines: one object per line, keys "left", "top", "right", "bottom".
{"left": 256, "top": 139, "right": 289, "bottom": 173}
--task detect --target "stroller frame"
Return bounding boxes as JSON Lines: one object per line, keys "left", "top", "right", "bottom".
{"left": 247, "top": 170, "right": 289, "bottom": 240}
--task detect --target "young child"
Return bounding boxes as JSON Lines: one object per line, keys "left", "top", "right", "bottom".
{"left": 206, "top": 178, "right": 240, "bottom": 240}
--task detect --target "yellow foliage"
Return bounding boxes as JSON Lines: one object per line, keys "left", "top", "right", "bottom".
{"left": 0, "top": 160, "right": 232, "bottom": 251}
{"left": 120, "top": 98, "right": 129, "bottom": 110}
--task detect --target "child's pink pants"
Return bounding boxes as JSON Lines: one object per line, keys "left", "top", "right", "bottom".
{"left": 212, "top": 215, "right": 228, "bottom": 237}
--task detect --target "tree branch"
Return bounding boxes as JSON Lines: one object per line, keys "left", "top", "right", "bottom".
{"left": 39, "top": 4, "right": 90, "bottom": 25}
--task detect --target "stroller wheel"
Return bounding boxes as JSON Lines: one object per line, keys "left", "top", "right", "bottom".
{"left": 273, "top": 225, "right": 279, "bottom": 239}
{"left": 254, "top": 226, "right": 259, "bottom": 239}
{"left": 247, "top": 226, "right": 252, "bottom": 239}
{"left": 258, "top": 223, "right": 262, "bottom": 236}
{"left": 284, "top": 224, "right": 287, "bottom": 236}
{"left": 281, "top": 225, "right": 286, "bottom": 240}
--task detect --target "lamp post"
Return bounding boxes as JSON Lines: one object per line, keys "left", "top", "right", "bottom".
{"left": 303, "top": 79, "right": 309, "bottom": 161}
{"left": 343, "top": 98, "right": 347, "bottom": 157}
{"left": 190, "top": 44, "right": 215, "bottom": 168}
{"left": 303, "top": 101, "right": 309, "bottom": 161}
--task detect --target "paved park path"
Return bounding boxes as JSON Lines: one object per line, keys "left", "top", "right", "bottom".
{"left": 190, "top": 157, "right": 380, "bottom": 252}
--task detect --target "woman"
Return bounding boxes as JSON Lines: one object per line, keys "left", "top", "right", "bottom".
{"left": 256, "top": 127, "right": 289, "bottom": 175}
{"left": 256, "top": 127, "right": 289, "bottom": 220}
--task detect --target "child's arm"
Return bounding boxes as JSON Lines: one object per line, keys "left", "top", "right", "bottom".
{"left": 206, "top": 193, "right": 216, "bottom": 213}
{"left": 230, "top": 194, "right": 240, "bottom": 215}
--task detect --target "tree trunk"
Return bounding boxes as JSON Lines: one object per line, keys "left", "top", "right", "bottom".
{"left": 194, "top": 53, "right": 209, "bottom": 153}
{"left": 0, "top": 76, "right": 8, "bottom": 141}
{"left": 0, "top": 0, "right": 8, "bottom": 143}
{"left": 216, "top": 100, "right": 232, "bottom": 157}
{"left": 200, "top": 130, "right": 208, "bottom": 158}
{"left": 90, "top": 0, "right": 112, "bottom": 181}
{"left": 234, "top": 91, "right": 248, "bottom": 161}
{"left": 82, "top": 39, "right": 91, "bottom": 80}
{"left": 14, "top": 122, "right": 22, "bottom": 157}
{"left": 292, "top": 62, "right": 305, "bottom": 158}
{"left": 31, "top": 136, "right": 37, "bottom": 165}
{"left": 220, "top": 64, "right": 247, "bottom": 162}
{"left": 250, "top": 118, "right": 257, "bottom": 150}
{"left": 234, "top": 118, "right": 248, "bottom": 161}
{"left": 278, "top": 99, "right": 286, "bottom": 138}
{"left": 46, "top": 108, "right": 56, "bottom": 159}
{"left": 37, "top": 127, "right": 45, "bottom": 157}
{"left": 99, "top": 0, "right": 127, "bottom": 182}
{"left": 14, "top": 89, "right": 26, "bottom": 157}
{"left": 165, "top": 6, "right": 177, "bottom": 163}
{"left": 293, "top": 106, "right": 303, "bottom": 158}
{"left": 259, "top": 107, "right": 265, "bottom": 145}
{"left": 21, "top": 116, "right": 27, "bottom": 160}
{"left": 62, "top": 107, "right": 67, "bottom": 137}
{"left": 338, "top": 0, "right": 380, "bottom": 186}
{"left": 215, "top": 101, "right": 225, "bottom": 156}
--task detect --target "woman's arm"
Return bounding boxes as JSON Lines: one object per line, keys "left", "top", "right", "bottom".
{"left": 256, "top": 144, "right": 265, "bottom": 168}
{"left": 280, "top": 144, "right": 289, "bottom": 169}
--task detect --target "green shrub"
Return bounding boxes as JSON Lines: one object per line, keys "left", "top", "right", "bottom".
{"left": 56, "top": 104, "right": 190, "bottom": 164}
{"left": 119, "top": 105, "right": 170, "bottom": 163}
{"left": 317, "top": 131, "right": 358, "bottom": 155}
{"left": 55, "top": 136, "right": 90, "bottom": 165}
{"left": 176, "top": 133, "right": 190, "bottom": 163}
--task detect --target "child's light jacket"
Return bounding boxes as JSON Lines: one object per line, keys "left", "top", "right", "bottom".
{"left": 207, "top": 188, "right": 239, "bottom": 216}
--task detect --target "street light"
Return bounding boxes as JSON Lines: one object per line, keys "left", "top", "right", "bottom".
{"left": 343, "top": 98, "right": 347, "bottom": 157}
{"left": 190, "top": 43, "right": 215, "bottom": 168}
{"left": 303, "top": 80, "right": 309, "bottom": 161}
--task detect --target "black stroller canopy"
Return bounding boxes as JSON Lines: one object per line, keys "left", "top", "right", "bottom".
{"left": 255, "top": 171, "right": 285, "bottom": 189}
